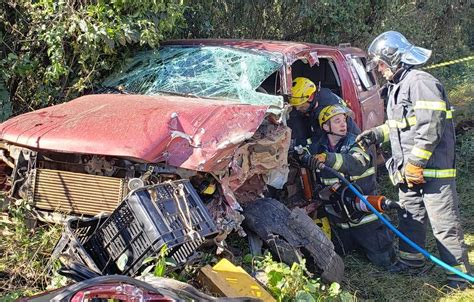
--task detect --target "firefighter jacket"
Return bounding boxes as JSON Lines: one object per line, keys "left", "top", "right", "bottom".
{"left": 307, "top": 133, "right": 376, "bottom": 195}
{"left": 372, "top": 68, "right": 456, "bottom": 185}
{"left": 288, "top": 88, "right": 360, "bottom": 147}
{"left": 305, "top": 133, "right": 378, "bottom": 227}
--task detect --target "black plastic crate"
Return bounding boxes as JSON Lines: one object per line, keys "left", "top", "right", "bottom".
{"left": 83, "top": 179, "right": 217, "bottom": 276}
{"left": 50, "top": 215, "right": 109, "bottom": 274}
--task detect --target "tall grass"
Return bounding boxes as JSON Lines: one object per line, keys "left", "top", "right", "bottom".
{"left": 0, "top": 203, "right": 62, "bottom": 300}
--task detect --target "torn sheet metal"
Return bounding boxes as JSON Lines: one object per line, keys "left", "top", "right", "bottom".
{"left": 0, "top": 94, "right": 269, "bottom": 173}
{"left": 220, "top": 121, "right": 291, "bottom": 205}
{"left": 103, "top": 46, "right": 284, "bottom": 108}
{"left": 206, "top": 193, "right": 246, "bottom": 237}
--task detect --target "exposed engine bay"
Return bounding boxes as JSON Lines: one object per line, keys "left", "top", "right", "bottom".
{"left": 0, "top": 119, "right": 292, "bottom": 239}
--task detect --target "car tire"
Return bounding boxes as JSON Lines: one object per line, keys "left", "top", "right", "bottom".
{"left": 242, "top": 198, "right": 344, "bottom": 283}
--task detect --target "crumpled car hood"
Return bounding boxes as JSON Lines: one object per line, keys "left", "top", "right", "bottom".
{"left": 0, "top": 94, "right": 268, "bottom": 172}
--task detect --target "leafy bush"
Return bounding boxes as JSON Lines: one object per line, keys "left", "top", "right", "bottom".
{"left": 255, "top": 253, "right": 352, "bottom": 301}
{"left": 183, "top": 0, "right": 472, "bottom": 61}
{"left": 0, "top": 0, "right": 185, "bottom": 119}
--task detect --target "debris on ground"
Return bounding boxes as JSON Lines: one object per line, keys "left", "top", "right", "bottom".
{"left": 197, "top": 258, "right": 275, "bottom": 301}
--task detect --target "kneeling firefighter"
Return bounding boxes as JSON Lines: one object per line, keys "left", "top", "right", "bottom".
{"left": 299, "top": 104, "right": 396, "bottom": 268}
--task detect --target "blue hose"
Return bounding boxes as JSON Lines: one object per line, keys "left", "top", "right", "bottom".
{"left": 322, "top": 165, "right": 474, "bottom": 282}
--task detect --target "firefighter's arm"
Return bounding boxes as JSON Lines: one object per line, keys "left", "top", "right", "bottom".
{"left": 408, "top": 76, "right": 447, "bottom": 167}
{"left": 324, "top": 146, "right": 371, "bottom": 176}
{"left": 356, "top": 123, "right": 389, "bottom": 150}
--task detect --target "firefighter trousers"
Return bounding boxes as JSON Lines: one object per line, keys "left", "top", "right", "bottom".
{"left": 398, "top": 178, "right": 472, "bottom": 278}
{"left": 332, "top": 218, "right": 395, "bottom": 268}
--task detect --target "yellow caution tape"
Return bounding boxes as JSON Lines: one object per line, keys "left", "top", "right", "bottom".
{"left": 422, "top": 55, "right": 474, "bottom": 70}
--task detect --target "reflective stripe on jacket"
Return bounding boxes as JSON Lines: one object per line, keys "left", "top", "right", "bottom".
{"left": 307, "top": 133, "right": 377, "bottom": 195}
{"left": 373, "top": 68, "right": 456, "bottom": 185}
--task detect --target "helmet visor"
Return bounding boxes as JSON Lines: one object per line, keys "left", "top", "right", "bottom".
{"left": 401, "top": 45, "right": 432, "bottom": 66}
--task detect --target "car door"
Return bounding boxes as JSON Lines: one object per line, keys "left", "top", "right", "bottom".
{"left": 346, "top": 55, "right": 384, "bottom": 130}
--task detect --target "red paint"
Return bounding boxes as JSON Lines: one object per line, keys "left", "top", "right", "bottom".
{"left": 166, "top": 39, "right": 383, "bottom": 130}
{"left": 0, "top": 94, "right": 267, "bottom": 171}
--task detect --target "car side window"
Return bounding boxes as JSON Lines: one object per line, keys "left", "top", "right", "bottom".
{"left": 350, "top": 57, "right": 376, "bottom": 91}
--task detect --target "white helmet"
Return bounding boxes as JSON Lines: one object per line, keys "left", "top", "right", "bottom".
{"left": 367, "top": 31, "right": 432, "bottom": 71}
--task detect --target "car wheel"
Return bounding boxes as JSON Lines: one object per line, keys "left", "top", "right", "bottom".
{"left": 242, "top": 198, "right": 344, "bottom": 283}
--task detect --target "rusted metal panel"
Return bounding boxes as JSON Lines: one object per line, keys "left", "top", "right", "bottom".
{"left": 0, "top": 94, "right": 268, "bottom": 172}
{"left": 30, "top": 169, "right": 125, "bottom": 215}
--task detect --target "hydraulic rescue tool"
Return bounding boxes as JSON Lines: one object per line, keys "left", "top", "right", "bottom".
{"left": 319, "top": 163, "right": 474, "bottom": 283}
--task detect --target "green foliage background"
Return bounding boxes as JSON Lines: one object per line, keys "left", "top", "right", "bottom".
{"left": 0, "top": 0, "right": 472, "bottom": 121}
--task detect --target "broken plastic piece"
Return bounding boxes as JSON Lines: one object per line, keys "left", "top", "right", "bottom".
{"left": 198, "top": 258, "right": 275, "bottom": 301}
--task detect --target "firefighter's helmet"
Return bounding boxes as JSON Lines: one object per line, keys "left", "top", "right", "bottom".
{"left": 318, "top": 104, "right": 349, "bottom": 126}
{"left": 289, "top": 77, "right": 317, "bottom": 106}
{"left": 367, "top": 31, "right": 431, "bottom": 71}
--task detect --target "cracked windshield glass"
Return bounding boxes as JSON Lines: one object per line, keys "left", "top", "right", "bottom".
{"left": 103, "top": 46, "right": 284, "bottom": 107}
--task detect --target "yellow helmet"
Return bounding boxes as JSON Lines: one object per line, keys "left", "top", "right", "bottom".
{"left": 318, "top": 104, "right": 349, "bottom": 126}
{"left": 290, "top": 77, "right": 317, "bottom": 106}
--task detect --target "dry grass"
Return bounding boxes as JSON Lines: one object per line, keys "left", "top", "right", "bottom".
{"left": 0, "top": 209, "right": 62, "bottom": 300}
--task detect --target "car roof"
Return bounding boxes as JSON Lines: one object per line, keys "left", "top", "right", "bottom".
{"left": 163, "top": 39, "right": 334, "bottom": 57}
{"left": 163, "top": 39, "right": 368, "bottom": 63}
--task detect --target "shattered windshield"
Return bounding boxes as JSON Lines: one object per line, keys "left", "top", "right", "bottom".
{"left": 103, "top": 46, "right": 284, "bottom": 107}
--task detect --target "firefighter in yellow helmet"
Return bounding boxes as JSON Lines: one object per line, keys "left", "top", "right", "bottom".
{"left": 287, "top": 77, "right": 318, "bottom": 148}
{"left": 300, "top": 104, "right": 395, "bottom": 268}
{"left": 289, "top": 77, "right": 318, "bottom": 111}
{"left": 287, "top": 77, "right": 360, "bottom": 148}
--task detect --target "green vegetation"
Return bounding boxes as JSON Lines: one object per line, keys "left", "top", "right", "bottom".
{"left": 0, "top": 0, "right": 184, "bottom": 118}
{"left": 0, "top": 1, "right": 472, "bottom": 300}
{"left": 0, "top": 201, "right": 62, "bottom": 299}
{"left": 1, "top": 1, "right": 472, "bottom": 121}
{"left": 254, "top": 253, "right": 353, "bottom": 301}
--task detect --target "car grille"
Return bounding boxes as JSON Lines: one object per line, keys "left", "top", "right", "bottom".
{"left": 29, "top": 169, "right": 126, "bottom": 216}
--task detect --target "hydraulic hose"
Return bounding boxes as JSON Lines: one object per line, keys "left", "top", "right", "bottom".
{"left": 321, "top": 164, "right": 474, "bottom": 283}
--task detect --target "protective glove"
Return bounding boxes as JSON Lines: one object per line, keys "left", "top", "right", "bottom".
{"left": 314, "top": 153, "right": 327, "bottom": 164}
{"left": 303, "top": 153, "right": 326, "bottom": 170}
{"left": 355, "top": 129, "right": 377, "bottom": 150}
{"left": 404, "top": 162, "right": 426, "bottom": 188}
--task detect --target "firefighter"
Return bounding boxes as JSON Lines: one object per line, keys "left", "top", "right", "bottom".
{"left": 287, "top": 77, "right": 360, "bottom": 148}
{"left": 287, "top": 77, "right": 318, "bottom": 147}
{"left": 356, "top": 31, "right": 471, "bottom": 289}
{"left": 301, "top": 104, "right": 395, "bottom": 268}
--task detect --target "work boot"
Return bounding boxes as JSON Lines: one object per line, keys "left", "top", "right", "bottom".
{"left": 387, "top": 259, "right": 424, "bottom": 275}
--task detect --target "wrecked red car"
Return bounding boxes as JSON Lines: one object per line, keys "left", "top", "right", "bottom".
{"left": 0, "top": 40, "right": 383, "bottom": 282}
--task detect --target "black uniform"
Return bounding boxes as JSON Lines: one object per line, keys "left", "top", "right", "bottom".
{"left": 305, "top": 132, "right": 395, "bottom": 268}
{"left": 287, "top": 88, "right": 360, "bottom": 148}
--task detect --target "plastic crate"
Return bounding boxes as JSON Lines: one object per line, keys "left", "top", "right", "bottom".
{"left": 50, "top": 215, "right": 109, "bottom": 274}
{"left": 83, "top": 179, "right": 217, "bottom": 276}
